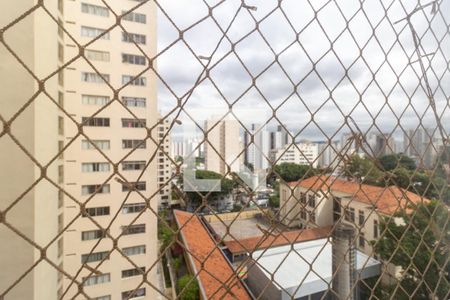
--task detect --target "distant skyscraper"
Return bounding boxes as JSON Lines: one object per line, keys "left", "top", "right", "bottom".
{"left": 204, "top": 119, "right": 241, "bottom": 175}
{"left": 270, "top": 125, "right": 289, "bottom": 151}
{"left": 317, "top": 141, "right": 340, "bottom": 168}
{"left": 404, "top": 128, "right": 437, "bottom": 168}
{"left": 244, "top": 124, "right": 270, "bottom": 170}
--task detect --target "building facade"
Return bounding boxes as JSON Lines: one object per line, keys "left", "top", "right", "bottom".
{"left": 275, "top": 142, "right": 319, "bottom": 168}
{"left": 204, "top": 118, "right": 241, "bottom": 175}
{"left": 0, "top": 1, "right": 64, "bottom": 299}
{"left": 62, "top": 1, "right": 158, "bottom": 299}
{"left": 244, "top": 124, "right": 270, "bottom": 171}
{"left": 157, "top": 117, "right": 172, "bottom": 209}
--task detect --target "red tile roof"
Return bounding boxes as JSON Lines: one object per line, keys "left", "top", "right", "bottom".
{"left": 173, "top": 210, "right": 252, "bottom": 300}
{"left": 288, "top": 175, "right": 427, "bottom": 215}
{"left": 224, "top": 226, "right": 332, "bottom": 254}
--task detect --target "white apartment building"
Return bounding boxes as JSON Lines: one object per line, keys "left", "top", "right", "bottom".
{"left": 0, "top": 2, "right": 63, "bottom": 299}
{"left": 275, "top": 142, "right": 319, "bottom": 168}
{"left": 157, "top": 117, "right": 172, "bottom": 209}
{"left": 204, "top": 119, "right": 241, "bottom": 175}
{"left": 60, "top": 1, "right": 158, "bottom": 299}
{"left": 317, "top": 141, "right": 340, "bottom": 169}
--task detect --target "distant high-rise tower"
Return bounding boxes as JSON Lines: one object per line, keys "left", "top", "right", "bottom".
{"left": 244, "top": 124, "right": 270, "bottom": 171}
{"left": 204, "top": 119, "right": 241, "bottom": 175}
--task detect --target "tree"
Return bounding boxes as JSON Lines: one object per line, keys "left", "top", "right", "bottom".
{"left": 379, "top": 154, "right": 416, "bottom": 171}
{"left": 373, "top": 201, "right": 450, "bottom": 299}
{"left": 343, "top": 154, "right": 383, "bottom": 185}
{"left": 269, "top": 194, "right": 279, "bottom": 208}
{"left": 177, "top": 274, "right": 199, "bottom": 300}
{"left": 272, "top": 163, "right": 315, "bottom": 182}
{"left": 182, "top": 170, "right": 234, "bottom": 208}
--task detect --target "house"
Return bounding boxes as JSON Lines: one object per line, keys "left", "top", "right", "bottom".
{"left": 279, "top": 175, "right": 427, "bottom": 255}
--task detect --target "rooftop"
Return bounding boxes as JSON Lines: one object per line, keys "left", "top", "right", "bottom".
{"left": 224, "top": 226, "right": 332, "bottom": 255}
{"left": 249, "top": 238, "right": 380, "bottom": 299}
{"left": 173, "top": 210, "right": 252, "bottom": 300}
{"left": 288, "top": 175, "right": 427, "bottom": 215}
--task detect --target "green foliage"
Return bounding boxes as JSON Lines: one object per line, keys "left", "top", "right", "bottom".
{"left": 379, "top": 154, "right": 416, "bottom": 171}
{"left": 177, "top": 274, "right": 199, "bottom": 300}
{"left": 272, "top": 163, "right": 316, "bottom": 182}
{"left": 269, "top": 194, "right": 279, "bottom": 208}
{"left": 374, "top": 201, "right": 450, "bottom": 299}
{"left": 343, "top": 154, "right": 384, "bottom": 185}
{"left": 172, "top": 257, "right": 182, "bottom": 271}
{"left": 232, "top": 203, "right": 242, "bottom": 212}
{"left": 182, "top": 170, "right": 234, "bottom": 207}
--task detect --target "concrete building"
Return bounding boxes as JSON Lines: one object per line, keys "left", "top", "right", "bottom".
{"left": 60, "top": 1, "right": 159, "bottom": 298}
{"left": 403, "top": 128, "right": 437, "bottom": 168}
{"left": 204, "top": 118, "right": 241, "bottom": 175}
{"left": 275, "top": 142, "right": 319, "bottom": 168}
{"left": 270, "top": 125, "right": 289, "bottom": 151}
{"left": 365, "top": 132, "right": 396, "bottom": 157}
{"left": 279, "top": 175, "right": 427, "bottom": 280}
{"left": 157, "top": 117, "right": 172, "bottom": 209}
{"left": 0, "top": 2, "right": 64, "bottom": 299}
{"left": 317, "top": 141, "right": 340, "bottom": 169}
{"left": 244, "top": 124, "right": 270, "bottom": 171}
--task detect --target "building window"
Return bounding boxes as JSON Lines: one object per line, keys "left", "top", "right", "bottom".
{"left": 85, "top": 50, "right": 110, "bottom": 62}
{"left": 122, "top": 288, "right": 146, "bottom": 300}
{"left": 81, "top": 26, "right": 110, "bottom": 39}
{"left": 122, "top": 53, "right": 146, "bottom": 65}
{"left": 57, "top": 238, "right": 63, "bottom": 258}
{"left": 122, "top": 96, "right": 146, "bottom": 107}
{"left": 122, "top": 11, "right": 146, "bottom": 23}
{"left": 58, "top": 190, "right": 64, "bottom": 208}
{"left": 122, "top": 245, "right": 146, "bottom": 256}
{"left": 122, "top": 203, "right": 146, "bottom": 214}
{"left": 308, "top": 194, "right": 316, "bottom": 208}
{"left": 122, "top": 139, "right": 146, "bottom": 149}
{"left": 374, "top": 220, "right": 379, "bottom": 238}
{"left": 81, "top": 162, "right": 110, "bottom": 172}
{"left": 121, "top": 267, "right": 145, "bottom": 278}
{"left": 82, "top": 94, "right": 110, "bottom": 105}
{"left": 81, "top": 251, "right": 109, "bottom": 263}
{"left": 81, "top": 184, "right": 110, "bottom": 195}
{"left": 93, "top": 296, "right": 111, "bottom": 300}
{"left": 82, "top": 117, "right": 110, "bottom": 127}
{"left": 83, "top": 273, "right": 110, "bottom": 286}
{"left": 122, "top": 224, "right": 146, "bottom": 235}
{"left": 310, "top": 211, "right": 316, "bottom": 223}
{"left": 82, "top": 229, "right": 105, "bottom": 241}
{"left": 122, "top": 161, "right": 146, "bottom": 171}
{"left": 300, "top": 210, "right": 307, "bottom": 220}
{"left": 122, "top": 75, "right": 146, "bottom": 86}
{"left": 58, "top": 140, "right": 64, "bottom": 159}
{"left": 345, "top": 207, "right": 355, "bottom": 222}
{"left": 359, "top": 233, "right": 365, "bottom": 248}
{"left": 81, "top": 3, "right": 109, "bottom": 17}
{"left": 82, "top": 139, "right": 110, "bottom": 150}
{"left": 300, "top": 192, "right": 306, "bottom": 204}
{"left": 58, "top": 43, "right": 64, "bottom": 62}
{"left": 122, "top": 181, "right": 146, "bottom": 192}
{"left": 84, "top": 206, "right": 110, "bottom": 217}
{"left": 122, "top": 32, "right": 146, "bottom": 44}
{"left": 58, "top": 116, "right": 64, "bottom": 135}
{"left": 58, "top": 70, "right": 64, "bottom": 85}
{"left": 81, "top": 72, "right": 110, "bottom": 83}
{"left": 58, "top": 91, "right": 64, "bottom": 107}
{"left": 358, "top": 210, "right": 365, "bottom": 226}
{"left": 58, "top": 0, "right": 63, "bottom": 13}
{"left": 122, "top": 118, "right": 146, "bottom": 128}
{"left": 58, "top": 165, "right": 64, "bottom": 184}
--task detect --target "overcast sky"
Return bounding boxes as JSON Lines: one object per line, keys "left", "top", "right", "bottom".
{"left": 156, "top": 0, "right": 449, "bottom": 141}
